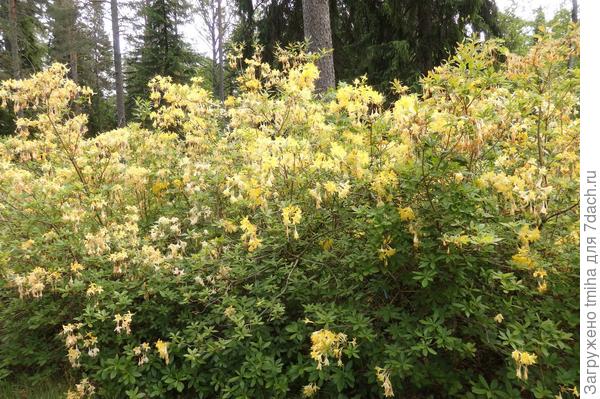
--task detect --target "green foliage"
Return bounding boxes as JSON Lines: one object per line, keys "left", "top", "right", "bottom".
{"left": 0, "top": 376, "right": 66, "bottom": 398}
{"left": 0, "top": 30, "right": 580, "bottom": 399}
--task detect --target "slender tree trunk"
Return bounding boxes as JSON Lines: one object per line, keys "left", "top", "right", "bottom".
{"left": 418, "top": 0, "right": 433, "bottom": 73}
{"left": 69, "top": 51, "right": 79, "bottom": 82}
{"left": 212, "top": 30, "right": 218, "bottom": 98}
{"left": 7, "top": 0, "right": 21, "bottom": 79}
{"left": 111, "top": 0, "right": 126, "bottom": 126}
{"left": 302, "top": 0, "right": 335, "bottom": 92}
{"left": 568, "top": 0, "right": 578, "bottom": 70}
{"left": 217, "top": 0, "right": 224, "bottom": 101}
{"left": 63, "top": 0, "right": 78, "bottom": 83}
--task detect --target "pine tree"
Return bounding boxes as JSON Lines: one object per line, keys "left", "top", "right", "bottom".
{"left": 47, "top": 0, "right": 114, "bottom": 134}
{"left": 126, "top": 0, "right": 199, "bottom": 114}
{"left": 0, "top": 0, "right": 46, "bottom": 79}
{"left": 83, "top": 0, "right": 116, "bottom": 134}
{"left": 233, "top": 0, "right": 500, "bottom": 92}
{"left": 0, "top": 0, "right": 46, "bottom": 135}
{"left": 48, "top": 0, "right": 80, "bottom": 81}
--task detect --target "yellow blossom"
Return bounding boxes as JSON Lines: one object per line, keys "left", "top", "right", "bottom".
{"left": 70, "top": 262, "right": 84, "bottom": 273}
{"left": 240, "top": 217, "right": 262, "bottom": 252}
{"left": 20, "top": 239, "right": 35, "bottom": 250}
{"left": 302, "top": 383, "right": 320, "bottom": 398}
{"left": 398, "top": 207, "right": 415, "bottom": 222}
{"left": 86, "top": 283, "right": 103, "bottom": 296}
{"left": 378, "top": 235, "right": 397, "bottom": 266}
{"left": 512, "top": 350, "right": 537, "bottom": 380}
{"left": 151, "top": 180, "right": 169, "bottom": 195}
{"left": 282, "top": 205, "right": 302, "bottom": 239}
{"left": 375, "top": 367, "right": 395, "bottom": 397}
{"left": 155, "top": 339, "right": 170, "bottom": 365}
{"left": 310, "top": 329, "right": 349, "bottom": 370}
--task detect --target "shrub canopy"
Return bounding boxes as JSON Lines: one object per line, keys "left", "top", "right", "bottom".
{"left": 0, "top": 29, "right": 579, "bottom": 398}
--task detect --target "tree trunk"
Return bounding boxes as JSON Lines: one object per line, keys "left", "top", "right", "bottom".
{"left": 302, "top": 0, "right": 335, "bottom": 93}
{"left": 212, "top": 31, "right": 218, "bottom": 98}
{"left": 7, "top": 0, "right": 21, "bottom": 79}
{"left": 69, "top": 50, "right": 79, "bottom": 82}
{"left": 111, "top": 0, "right": 126, "bottom": 126}
{"left": 217, "top": 0, "right": 224, "bottom": 102}
{"left": 418, "top": 0, "right": 433, "bottom": 73}
{"left": 568, "top": 0, "right": 578, "bottom": 70}
{"left": 62, "top": 0, "right": 78, "bottom": 83}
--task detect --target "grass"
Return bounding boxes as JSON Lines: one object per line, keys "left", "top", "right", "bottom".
{"left": 0, "top": 377, "right": 66, "bottom": 399}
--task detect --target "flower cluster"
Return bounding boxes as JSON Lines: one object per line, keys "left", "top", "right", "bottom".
{"left": 240, "top": 217, "right": 261, "bottom": 252}
{"left": 309, "top": 329, "right": 350, "bottom": 370}
{"left": 282, "top": 205, "right": 302, "bottom": 239}
{"left": 66, "top": 378, "right": 96, "bottom": 399}
{"left": 114, "top": 312, "right": 134, "bottom": 335}
{"left": 375, "top": 366, "right": 395, "bottom": 397}
{"left": 155, "top": 339, "right": 170, "bottom": 365}
{"left": 9, "top": 267, "right": 60, "bottom": 298}
{"left": 133, "top": 342, "right": 151, "bottom": 366}
{"left": 512, "top": 350, "right": 538, "bottom": 381}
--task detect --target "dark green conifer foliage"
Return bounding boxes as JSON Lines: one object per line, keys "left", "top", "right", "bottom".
{"left": 232, "top": 0, "right": 500, "bottom": 93}
{"left": 126, "top": 0, "right": 199, "bottom": 116}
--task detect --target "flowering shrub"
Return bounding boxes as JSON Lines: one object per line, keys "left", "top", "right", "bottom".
{"left": 0, "top": 30, "right": 579, "bottom": 398}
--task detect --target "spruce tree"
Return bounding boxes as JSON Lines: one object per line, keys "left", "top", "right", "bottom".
{"left": 232, "top": 0, "right": 500, "bottom": 92}
{"left": 126, "top": 0, "right": 199, "bottom": 115}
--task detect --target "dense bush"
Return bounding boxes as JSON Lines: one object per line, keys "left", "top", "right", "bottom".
{"left": 0, "top": 29, "right": 579, "bottom": 398}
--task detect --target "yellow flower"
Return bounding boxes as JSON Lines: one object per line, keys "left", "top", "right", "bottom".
{"left": 512, "top": 247, "right": 534, "bottom": 269}
{"left": 320, "top": 238, "right": 334, "bottom": 251}
{"left": 378, "top": 235, "right": 396, "bottom": 267}
{"left": 512, "top": 350, "right": 537, "bottom": 380}
{"left": 240, "top": 217, "right": 262, "bottom": 252}
{"left": 494, "top": 313, "right": 504, "bottom": 323}
{"left": 155, "top": 339, "right": 170, "bottom": 365}
{"left": 533, "top": 269, "right": 547, "bottom": 279}
{"left": 221, "top": 219, "right": 239, "bottom": 233}
{"left": 398, "top": 207, "right": 415, "bottom": 222}
{"left": 282, "top": 205, "right": 302, "bottom": 239}
{"left": 518, "top": 226, "right": 541, "bottom": 244}
{"left": 330, "top": 142, "right": 347, "bottom": 160}
{"left": 324, "top": 181, "right": 337, "bottom": 195}
{"left": 393, "top": 95, "right": 417, "bottom": 118}
{"left": 20, "top": 239, "right": 35, "bottom": 250}
{"left": 375, "top": 367, "right": 395, "bottom": 397}
{"left": 429, "top": 111, "right": 449, "bottom": 133}
{"left": 86, "top": 283, "right": 103, "bottom": 296}
{"left": 224, "top": 305, "right": 237, "bottom": 319}
{"left": 224, "top": 95, "right": 236, "bottom": 107}
{"left": 310, "top": 329, "right": 349, "bottom": 370}
{"left": 151, "top": 180, "right": 169, "bottom": 195}
{"left": 445, "top": 234, "right": 470, "bottom": 248}
{"left": 537, "top": 280, "right": 548, "bottom": 293}
{"left": 114, "top": 311, "right": 134, "bottom": 335}
{"left": 70, "top": 262, "right": 84, "bottom": 273}
{"left": 68, "top": 347, "right": 81, "bottom": 368}
{"left": 302, "top": 383, "right": 320, "bottom": 398}
{"left": 244, "top": 78, "right": 261, "bottom": 90}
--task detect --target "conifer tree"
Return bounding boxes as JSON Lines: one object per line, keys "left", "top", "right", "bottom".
{"left": 126, "top": 0, "right": 199, "bottom": 114}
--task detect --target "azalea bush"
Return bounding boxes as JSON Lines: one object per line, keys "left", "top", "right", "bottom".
{"left": 0, "top": 30, "right": 579, "bottom": 399}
